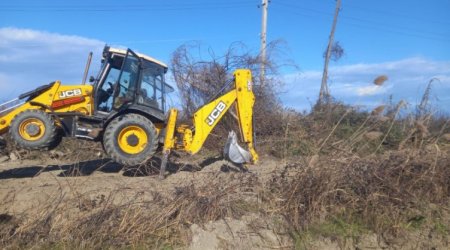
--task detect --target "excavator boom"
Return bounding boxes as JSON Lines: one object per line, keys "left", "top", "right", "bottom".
{"left": 159, "top": 69, "right": 258, "bottom": 178}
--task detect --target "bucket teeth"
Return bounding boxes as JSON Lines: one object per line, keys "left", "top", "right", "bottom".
{"left": 223, "top": 131, "right": 251, "bottom": 164}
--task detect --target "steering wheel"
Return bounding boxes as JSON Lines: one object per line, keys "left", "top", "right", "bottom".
{"left": 107, "top": 81, "right": 128, "bottom": 94}
{"left": 113, "top": 81, "right": 129, "bottom": 91}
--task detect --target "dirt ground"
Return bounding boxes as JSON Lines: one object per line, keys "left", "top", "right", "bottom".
{"left": 0, "top": 153, "right": 278, "bottom": 213}
{"left": 0, "top": 151, "right": 448, "bottom": 249}
{"left": 0, "top": 152, "right": 294, "bottom": 249}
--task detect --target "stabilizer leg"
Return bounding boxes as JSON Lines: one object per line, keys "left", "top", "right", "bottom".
{"left": 159, "top": 149, "right": 170, "bottom": 179}
{"left": 160, "top": 108, "right": 178, "bottom": 180}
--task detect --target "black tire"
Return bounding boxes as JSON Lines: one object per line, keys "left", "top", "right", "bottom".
{"left": 103, "top": 113, "right": 158, "bottom": 166}
{"left": 9, "top": 109, "right": 59, "bottom": 150}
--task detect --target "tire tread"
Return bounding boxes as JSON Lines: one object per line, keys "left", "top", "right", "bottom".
{"left": 103, "top": 114, "right": 158, "bottom": 166}
{"left": 9, "top": 109, "right": 59, "bottom": 150}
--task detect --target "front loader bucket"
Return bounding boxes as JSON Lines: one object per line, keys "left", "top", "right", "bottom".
{"left": 223, "top": 131, "right": 252, "bottom": 164}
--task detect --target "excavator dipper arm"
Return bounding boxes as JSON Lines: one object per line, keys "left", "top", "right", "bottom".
{"left": 160, "top": 69, "right": 258, "bottom": 178}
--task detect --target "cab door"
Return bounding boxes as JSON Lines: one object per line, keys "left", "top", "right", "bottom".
{"left": 112, "top": 49, "right": 141, "bottom": 110}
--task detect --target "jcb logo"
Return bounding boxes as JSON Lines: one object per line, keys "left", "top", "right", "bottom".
{"left": 59, "top": 89, "right": 82, "bottom": 99}
{"left": 206, "top": 101, "right": 226, "bottom": 126}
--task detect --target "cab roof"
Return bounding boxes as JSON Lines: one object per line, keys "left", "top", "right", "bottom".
{"left": 106, "top": 47, "right": 168, "bottom": 71}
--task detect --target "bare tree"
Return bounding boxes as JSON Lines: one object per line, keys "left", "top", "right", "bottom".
{"left": 170, "top": 41, "right": 289, "bottom": 116}
{"left": 170, "top": 41, "right": 290, "bottom": 146}
{"left": 318, "top": 0, "right": 342, "bottom": 106}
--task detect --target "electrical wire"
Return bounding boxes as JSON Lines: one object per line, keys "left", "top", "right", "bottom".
{"left": 0, "top": 1, "right": 257, "bottom": 12}
{"left": 273, "top": 2, "right": 449, "bottom": 37}
{"left": 271, "top": 3, "right": 450, "bottom": 43}
{"left": 275, "top": 0, "right": 450, "bottom": 26}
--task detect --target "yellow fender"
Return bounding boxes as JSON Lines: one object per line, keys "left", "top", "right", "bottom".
{"left": 0, "top": 81, "right": 93, "bottom": 134}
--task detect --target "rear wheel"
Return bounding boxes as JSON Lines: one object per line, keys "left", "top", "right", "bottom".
{"left": 103, "top": 114, "right": 158, "bottom": 166}
{"left": 9, "top": 109, "right": 59, "bottom": 149}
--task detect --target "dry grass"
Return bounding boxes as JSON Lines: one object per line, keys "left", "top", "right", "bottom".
{"left": 363, "top": 131, "right": 383, "bottom": 141}
{"left": 0, "top": 100, "right": 449, "bottom": 248}
{"left": 0, "top": 171, "right": 260, "bottom": 249}
{"left": 443, "top": 133, "right": 450, "bottom": 142}
{"left": 371, "top": 105, "right": 385, "bottom": 116}
{"left": 2, "top": 134, "right": 448, "bottom": 248}
{"left": 270, "top": 150, "right": 450, "bottom": 234}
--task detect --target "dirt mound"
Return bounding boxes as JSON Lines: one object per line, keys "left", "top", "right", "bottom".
{"left": 190, "top": 214, "right": 290, "bottom": 249}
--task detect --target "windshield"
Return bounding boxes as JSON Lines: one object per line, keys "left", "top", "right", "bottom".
{"left": 95, "top": 54, "right": 124, "bottom": 112}
{"left": 113, "top": 50, "right": 140, "bottom": 110}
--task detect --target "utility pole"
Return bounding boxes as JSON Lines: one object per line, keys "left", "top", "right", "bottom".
{"left": 319, "top": 0, "right": 341, "bottom": 106}
{"left": 260, "top": 0, "right": 268, "bottom": 85}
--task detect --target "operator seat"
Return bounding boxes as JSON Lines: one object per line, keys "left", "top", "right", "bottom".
{"left": 140, "top": 89, "right": 159, "bottom": 109}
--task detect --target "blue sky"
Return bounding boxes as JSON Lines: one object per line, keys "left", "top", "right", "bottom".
{"left": 0, "top": 0, "right": 449, "bottom": 112}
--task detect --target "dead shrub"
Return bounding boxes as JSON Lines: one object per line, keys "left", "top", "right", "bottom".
{"left": 364, "top": 131, "right": 383, "bottom": 141}
{"left": 442, "top": 133, "right": 450, "bottom": 142}
{"left": 271, "top": 151, "right": 450, "bottom": 234}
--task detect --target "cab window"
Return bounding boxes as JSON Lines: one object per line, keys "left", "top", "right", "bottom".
{"left": 138, "top": 66, "right": 164, "bottom": 111}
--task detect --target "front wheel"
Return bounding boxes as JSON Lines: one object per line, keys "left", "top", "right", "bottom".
{"left": 9, "top": 109, "right": 59, "bottom": 150}
{"left": 103, "top": 114, "right": 158, "bottom": 166}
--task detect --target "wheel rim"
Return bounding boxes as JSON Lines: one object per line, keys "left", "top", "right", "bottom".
{"left": 19, "top": 118, "right": 46, "bottom": 141}
{"left": 117, "top": 125, "right": 148, "bottom": 154}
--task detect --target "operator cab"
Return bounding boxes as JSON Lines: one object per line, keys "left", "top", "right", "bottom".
{"left": 93, "top": 46, "right": 173, "bottom": 120}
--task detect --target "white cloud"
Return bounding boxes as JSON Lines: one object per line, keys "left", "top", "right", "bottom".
{"left": 0, "top": 27, "right": 105, "bottom": 99}
{"left": 0, "top": 27, "right": 183, "bottom": 109}
{"left": 282, "top": 58, "right": 450, "bottom": 112}
{"left": 355, "top": 85, "right": 386, "bottom": 96}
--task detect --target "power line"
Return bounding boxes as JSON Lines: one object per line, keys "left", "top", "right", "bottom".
{"left": 275, "top": 1, "right": 450, "bottom": 26}
{"left": 341, "top": 2, "right": 450, "bottom": 26}
{"left": 0, "top": 1, "right": 256, "bottom": 12}
{"left": 271, "top": 4, "right": 450, "bottom": 43}
{"left": 273, "top": 2, "right": 449, "bottom": 38}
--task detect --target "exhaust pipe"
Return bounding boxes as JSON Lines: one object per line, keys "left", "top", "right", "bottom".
{"left": 82, "top": 52, "right": 93, "bottom": 84}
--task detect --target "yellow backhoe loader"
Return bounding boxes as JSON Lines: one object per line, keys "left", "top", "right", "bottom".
{"left": 0, "top": 46, "right": 258, "bottom": 177}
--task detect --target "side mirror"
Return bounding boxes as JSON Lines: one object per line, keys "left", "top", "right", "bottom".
{"left": 89, "top": 76, "right": 95, "bottom": 83}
